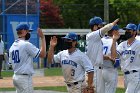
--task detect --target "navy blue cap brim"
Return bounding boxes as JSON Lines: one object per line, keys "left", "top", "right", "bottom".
{"left": 61, "top": 37, "right": 73, "bottom": 40}
{"left": 29, "top": 29, "right": 33, "bottom": 31}
{"left": 123, "top": 27, "right": 133, "bottom": 30}
{"left": 102, "top": 22, "right": 106, "bottom": 25}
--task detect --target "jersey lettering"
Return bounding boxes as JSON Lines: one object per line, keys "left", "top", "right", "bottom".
{"left": 122, "top": 50, "right": 135, "bottom": 55}
{"left": 12, "top": 50, "right": 20, "bottom": 63}
{"left": 62, "top": 60, "right": 77, "bottom": 68}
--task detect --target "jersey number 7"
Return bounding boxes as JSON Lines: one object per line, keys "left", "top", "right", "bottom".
{"left": 12, "top": 50, "right": 20, "bottom": 63}
{"left": 103, "top": 46, "right": 108, "bottom": 55}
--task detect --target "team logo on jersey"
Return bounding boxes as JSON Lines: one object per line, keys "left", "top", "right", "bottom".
{"left": 61, "top": 60, "right": 77, "bottom": 68}
{"left": 122, "top": 50, "right": 135, "bottom": 55}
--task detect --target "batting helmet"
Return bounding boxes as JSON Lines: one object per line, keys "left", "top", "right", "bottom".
{"left": 123, "top": 23, "right": 137, "bottom": 31}
{"left": 89, "top": 16, "right": 104, "bottom": 26}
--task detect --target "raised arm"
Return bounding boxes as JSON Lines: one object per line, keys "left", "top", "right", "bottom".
{"left": 111, "top": 31, "right": 120, "bottom": 59}
{"left": 38, "top": 28, "right": 46, "bottom": 58}
{"left": 100, "top": 18, "right": 119, "bottom": 35}
{"left": 47, "top": 36, "right": 57, "bottom": 63}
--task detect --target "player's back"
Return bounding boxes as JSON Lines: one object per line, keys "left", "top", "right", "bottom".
{"left": 9, "top": 39, "right": 34, "bottom": 75}
{"left": 86, "top": 30, "right": 103, "bottom": 66}
{"left": 102, "top": 36, "right": 114, "bottom": 68}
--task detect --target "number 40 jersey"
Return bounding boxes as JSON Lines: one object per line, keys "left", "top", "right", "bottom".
{"left": 9, "top": 39, "right": 40, "bottom": 75}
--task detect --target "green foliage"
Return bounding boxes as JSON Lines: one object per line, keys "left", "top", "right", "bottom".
{"left": 47, "top": 0, "right": 140, "bottom": 28}
{"left": 44, "top": 68, "right": 63, "bottom": 76}
{"left": 53, "top": 0, "right": 104, "bottom": 28}
{"left": 112, "top": 0, "right": 140, "bottom": 27}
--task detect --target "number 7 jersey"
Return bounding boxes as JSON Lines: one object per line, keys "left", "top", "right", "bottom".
{"left": 9, "top": 39, "right": 40, "bottom": 75}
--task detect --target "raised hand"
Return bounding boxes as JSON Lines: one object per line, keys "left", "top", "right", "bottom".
{"left": 50, "top": 36, "right": 57, "bottom": 47}
{"left": 113, "top": 31, "right": 120, "bottom": 41}
{"left": 37, "top": 28, "right": 44, "bottom": 38}
{"left": 112, "top": 18, "right": 119, "bottom": 26}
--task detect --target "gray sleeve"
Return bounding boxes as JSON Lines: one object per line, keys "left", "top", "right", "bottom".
{"left": 26, "top": 42, "right": 40, "bottom": 58}
{"left": 100, "top": 23, "right": 114, "bottom": 36}
{"left": 53, "top": 52, "right": 62, "bottom": 63}
{"left": 80, "top": 54, "right": 94, "bottom": 73}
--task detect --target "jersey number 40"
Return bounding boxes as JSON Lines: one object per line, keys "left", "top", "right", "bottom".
{"left": 12, "top": 50, "right": 20, "bottom": 63}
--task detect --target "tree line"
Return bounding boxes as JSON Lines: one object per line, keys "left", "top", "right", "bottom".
{"left": 40, "top": 0, "right": 140, "bottom": 28}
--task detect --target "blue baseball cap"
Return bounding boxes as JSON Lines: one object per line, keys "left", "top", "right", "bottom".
{"left": 111, "top": 25, "right": 119, "bottom": 31}
{"left": 89, "top": 16, "right": 106, "bottom": 26}
{"left": 123, "top": 23, "right": 137, "bottom": 31}
{"left": 16, "top": 23, "right": 33, "bottom": 31}
{"left": 137, "top": 24, "right": 140, "bottom": 31}
{"left": 62, "top": 32, "right": 78, "bottom": 41}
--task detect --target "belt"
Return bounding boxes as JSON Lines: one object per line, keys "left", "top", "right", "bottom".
{"left": 99, "top": 66, "right": 103, "bottom": 69}
{"left": 124, "top": 70, "right": 138, "bottom": 75}
{"left": 67, "top": 82, "right": 78, "bottom": 87}
{"left": 22, "top": 74, "right": 29, "bottom": 75}
{"left": 15, "top": 74, "right": 30, "bottom": 76}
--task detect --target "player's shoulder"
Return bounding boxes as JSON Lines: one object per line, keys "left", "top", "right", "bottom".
{"left": 134, "top": 39, "right": 140, "bottom": 45}
{"left": 76, "top": 49, "right": 86, "bottom": 56}
{"left": 56, "top": 50, "right": 67, "bottom": 55}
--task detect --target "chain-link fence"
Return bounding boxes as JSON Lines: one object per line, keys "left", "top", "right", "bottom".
{"left": 0, "top": 0, "right": 38, "bottom": 14}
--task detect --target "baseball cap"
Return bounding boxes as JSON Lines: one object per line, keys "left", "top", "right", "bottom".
{"left": 62, "top": 32, "right": 78, "bottom": 41}
{"left": 111, "top": 25, "right": 119, "bottom": 31}
{"left": 123, "top": 23, "right": 137, "bottom": 31}
{"left": 16, "top": 23, "right": 33, "bottom": 31}
{"left": 89, "top": 16, "right": 106, "bottom": 26}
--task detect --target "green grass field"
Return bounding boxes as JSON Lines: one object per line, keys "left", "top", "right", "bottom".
{"left": 1, "top": 68, "right": 125, "bottom": 92}
{"left": 0, "top": 87, "right": 125, "bottom": 92}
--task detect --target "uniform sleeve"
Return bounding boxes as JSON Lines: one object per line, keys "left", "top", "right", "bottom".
{"left": 100, "top": 23, "right": 114, "bottom": 35}
{"left": 117, "top": 43, "right": 123, "bottom": 56}
{"left": 9, "top": 50, "right": 12, "bottom": 64}
{"left": 25, "top": 42, "right": 40, "bottom": 58}
{"left": 86, "top": 29, "right": 102, "bottom": 41}
{"left": 80, "top": 53, "right": 94, "bottom": 73}
{"left": 53, "top": 52, "right": 62, "bottom": 63}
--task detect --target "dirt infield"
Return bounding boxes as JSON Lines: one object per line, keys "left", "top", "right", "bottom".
{"left": 0, "top": 76, "right": 124, "bottom": 88}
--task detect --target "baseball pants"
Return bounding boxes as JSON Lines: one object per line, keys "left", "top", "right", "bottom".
{"left": 124, "top": 71, "right": 140, "bottom": 93}
{"left": 94, "top": 66, "right": 104, "bottom": 93}
{"left": 66, "top": 81, "right": 87, "bottom": 93}
{"left": 102, "top": 68, "right": 118, "bottom": 93}
{"left": 13, "top": 74, "right": 33, "bottom": 93}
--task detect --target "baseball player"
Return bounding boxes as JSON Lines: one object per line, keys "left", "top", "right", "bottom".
{"left": 9, "top": 23, "right": 46, "bottom": 93}
{"left": 111, "top": 23, "right": 140, "bottom": 93}
{"left": 101, "top": 25, "right": 119, "bottom": 93}
{"left": 135, "top": 24, "right": 140, "bottom": 40}
{"left": 47, "top": 32, "right": 94, "bottom": 93}
{"left": 86, "top": 16, "right": 119, "bottom": 93}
